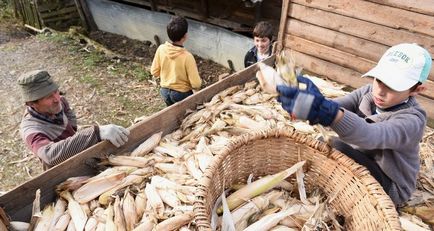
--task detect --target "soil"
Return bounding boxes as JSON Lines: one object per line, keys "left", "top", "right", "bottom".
{"left": 0, "top": 16, "right": 229, "bottom": 192}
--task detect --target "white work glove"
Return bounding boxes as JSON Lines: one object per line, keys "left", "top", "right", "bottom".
{"left": 99, "top": 124, "right": 130, "bottom": 147}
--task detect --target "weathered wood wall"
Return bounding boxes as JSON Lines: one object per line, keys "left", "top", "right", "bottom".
{"left": 278, "top": 0, "right": 434, "bottom": 122}
{"left": 13, "top": 0, "right": 86, "bottom": 30}
{"left": 107, "top": 0, "right": 282, "bottom": 36}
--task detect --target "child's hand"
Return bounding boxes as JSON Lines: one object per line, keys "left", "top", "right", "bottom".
{"left": 276, "top": 76, "right": 340, "bottom": 126}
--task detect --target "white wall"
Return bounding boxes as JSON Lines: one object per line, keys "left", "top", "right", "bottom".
{"left": 86, "top": 0, "right": 254, "bottom": 71}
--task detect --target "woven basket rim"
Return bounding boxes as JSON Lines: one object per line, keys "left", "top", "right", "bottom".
{"left": 193, "top": 127, "right": 401, "bottom": 230}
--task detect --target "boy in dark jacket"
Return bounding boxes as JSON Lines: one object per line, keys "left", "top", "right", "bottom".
{"left": 244, "top": 21, "right": 274, "bottom": 68}
{"left": 276, "top": 43, "right": 432, "bottom": 206}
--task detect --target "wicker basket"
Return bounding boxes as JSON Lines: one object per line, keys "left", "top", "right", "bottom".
{"left": 193, "top": 128, "right": 401, "bottom": 230}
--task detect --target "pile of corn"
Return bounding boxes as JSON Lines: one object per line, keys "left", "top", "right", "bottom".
{"left": 6, "top": 72, "right": 434, "bottom": 230}
{"left": 211, "top": 161, "right": 343, "bottom": 231}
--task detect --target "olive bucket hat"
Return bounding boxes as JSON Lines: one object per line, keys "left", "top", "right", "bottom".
{"left": 17, "top": 70, "right": 59, "bottom": 102}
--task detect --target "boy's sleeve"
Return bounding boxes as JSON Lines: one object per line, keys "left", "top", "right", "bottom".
{"left": 151, "top": 46, "right": 161, "bottom": 77}
{"left": 186, "top": 54, "right": 202, "bottom": 90}
{"left": 332, "top": 85, "right": 369, "bottom": 112}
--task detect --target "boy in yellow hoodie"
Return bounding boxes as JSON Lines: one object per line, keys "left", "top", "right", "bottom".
{"left": 151, "top": 16, "right": 202, "bottom": 106}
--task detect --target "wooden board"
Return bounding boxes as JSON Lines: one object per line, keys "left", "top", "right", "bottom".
{"left": 0, "top": 58, "right": 271, "bottom": 222}
{"left": 291, "top": 0, "right": 434, "bottom": 37}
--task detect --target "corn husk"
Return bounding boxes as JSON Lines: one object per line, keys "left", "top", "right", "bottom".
{"left": 122, "top": 189, "right": 138, "bottom": 231}
{"left": 217, "top": 161, "right": 305, "bottom": 213}
{"left": 144, "top": 183, "right": 164, "bottom": 218}
{"left": 9, "top": 221, "right": 29, "bottom": 231}
{"left": 131, "top": 131, "right": 162, "bottom": 156}
{"left": 73, "top": 172, "right": 126, "bottom": 204}
{"left": 53, "top": 213, "right": 71, "bottom": 231}
{"left": 155, "top": 212, "right": 194, "bottom": 231}
{"left": 60, "top": 191, "right": 87, "bottom": 231}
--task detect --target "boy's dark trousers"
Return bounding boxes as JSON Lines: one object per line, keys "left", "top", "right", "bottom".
{"left": 160, "top": 87, "right": 193, "bottom": 106}
{"left": 329, "top": 137, "right": 393, "bottom": 195}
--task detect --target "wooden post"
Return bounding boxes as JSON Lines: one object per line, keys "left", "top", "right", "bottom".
{"left": 73, "top": 0, "right": 90, "bottom": 30}
{"left": 199, "top": 0, "right": 208, "bottom": 20}
{"left": 276, "top": 0, "right": 290, "bottom": 53}
{"left": 76, "top": 0, "right": 97, "bottom": 31}
{"left": 150, "top": 0, "right": 157, "bottom": 11}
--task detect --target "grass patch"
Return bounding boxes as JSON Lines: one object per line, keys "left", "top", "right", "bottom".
{"left": 83, "top": 52, "right": 104, "bottom": 67}
{"left": 79, "top": 74, "right": 99, "bottom": 87}
{"left": 131, "top": 64, "right": 151, "bottom": 81}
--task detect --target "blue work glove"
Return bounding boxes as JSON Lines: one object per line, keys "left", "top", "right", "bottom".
{"left": 276, "top": 76, "right": 339, "bottom": 126}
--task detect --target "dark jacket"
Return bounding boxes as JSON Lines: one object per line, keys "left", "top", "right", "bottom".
{"left": 244, "top": 44, "right": 273, "bottom": 68}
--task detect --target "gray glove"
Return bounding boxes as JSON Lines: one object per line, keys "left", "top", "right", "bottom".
{"left": 99, "top": 124, "right": 130, "bottom": 147}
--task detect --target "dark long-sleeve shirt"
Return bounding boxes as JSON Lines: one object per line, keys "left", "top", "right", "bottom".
{"left": 20, "top": 97, "right": 100, "bottom": 169}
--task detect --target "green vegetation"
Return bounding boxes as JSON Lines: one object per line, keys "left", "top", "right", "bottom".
{"left": 0, "top": 0, "right": 14, "bottom": 20}
{"left": 131, "top": 64, "right": 151, "bottom": 81}
{"left": 79, "top": 74, "right": 99, "bottom": 87}
{"left": 83, "top": 51, "right": 104, "bottom": 67}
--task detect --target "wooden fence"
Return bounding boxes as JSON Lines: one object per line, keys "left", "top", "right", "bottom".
{"left": 13, "top": 0, "right": 90, "bottom": 30}
{"left": 278, "top": 0, "right": 434, "bottom": 123}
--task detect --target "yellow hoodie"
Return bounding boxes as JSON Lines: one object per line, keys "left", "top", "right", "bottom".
{"left": 151, "top": 42, "right": 202, "bottom": 92}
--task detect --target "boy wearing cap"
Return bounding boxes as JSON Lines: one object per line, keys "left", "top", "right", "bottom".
{"left": 151, "top": 16, "right": 202, "bottom": 106}
{"left": 18, "top": 70, "right": 130, "bottom": 169}
{"left": 244, "top": 21, "right": 274, "bottom": 68}
{"left": 276, "top": 43, "right": 431, "bottom": 206}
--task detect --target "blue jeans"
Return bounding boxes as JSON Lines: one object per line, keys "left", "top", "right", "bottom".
{"left": 160, "top": 88, "right": 193, "bottom": 106}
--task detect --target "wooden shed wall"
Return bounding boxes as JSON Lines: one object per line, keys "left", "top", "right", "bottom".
{"left": 278, "top": 0, "right": 434, "bottom": 121}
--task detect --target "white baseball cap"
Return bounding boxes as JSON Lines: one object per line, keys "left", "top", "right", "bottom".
{"left": 362, "top": 43, "right": 432, "bottom": 91}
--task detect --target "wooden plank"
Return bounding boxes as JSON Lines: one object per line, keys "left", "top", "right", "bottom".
{"left": 366, "top": 0, "right": 434, "bottom": 16}
{"left": 291, "top": 0, "right": 434, "bottom": 37}
{"left": 73, "top": 0, "right": 90, "bottom": 30}
{"left": 276, "top": 0, "right": 290, "bottom": 52}
{"left": 288, "top": 50, "right": 434, "bottom": 119}
{"left": 285, "top": 19, "right": 434, "bottom": 81}
{"left": 39, "top": 6, "right": 77, "bottom": 18}
{"left": 38, "top": 2, "right": 75, "bottom": 12}
{"left": 285, "top": 34, "right": 434, "bottom": 100}
{"left": 288, "top": 3, "right": 434, "bottom": 56}
{"left": 42, "top": 12, "right": 79, "bottom": 23}
{"left": 77, "top": 0, "right": 97, "bottom": 30}
{"left": 0, "top": 57, "right": 273, "bottom": 221}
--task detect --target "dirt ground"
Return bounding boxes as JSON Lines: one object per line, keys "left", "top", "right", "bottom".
{"left": 0, "top": 12, "right": 229, "bottom": 193}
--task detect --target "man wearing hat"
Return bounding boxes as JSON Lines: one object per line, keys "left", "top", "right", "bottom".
{"left": 276, "top": 43, "right": 431, "bottom": 206}
{"left": 18, "top": 70, "right": 130, "bottom": 169}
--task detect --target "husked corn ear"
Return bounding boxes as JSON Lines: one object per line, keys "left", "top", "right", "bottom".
{"left": 34, "top": 204, "right": 54, "bottom": 231}
{"left": 54, "top": 213, "right": 71, "bottom": 231}
{"left": 113, "top": 196, "right": 127, "bottom": 231}
{"left": 122, "top": 189, "right": 138, "bottom": 231}
{"left": 144, "top": 183, "right": 165, "bottom": 218}
{"left": 102, "top": 155, "right": 155, "bottom": 168}
{"left": 9, "top": 221, "right": 30, "bottom": 231}
{"left": 73, "top": 172, "right": 126, "bottom": 204}
{"left": 131, "top": 131, "right": 162, "bottom": 156}
{"left": 60, "top": 191, "right": 87, "bottom": 231}
{"left": 132, "top": 214, "right": 156, "bottom": 231}
{"left": 157, "top": 188, "right": 180, "bottom": 208}
{"left": 155, "top": 212, "right": 194, "bottom": 231}
{"left": 98, "top": 174, "right": 145, "bottom": 206}
{"left": 48, "top": 198, "right": 67, "bottom": 230}
{"left": 135, "top": 190, "right": 147, "bottom": 219}
{"left": 104, "top": 204, "right": 116, "bottom": 231}
{"left": 84, "top": 217, "right": 97, "bottom": 231}
{"left": 56, "top": 176, "right": 91, "bottom": 193}
{"left": 66, "top": 219, "right": 76, "bottom": 231}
